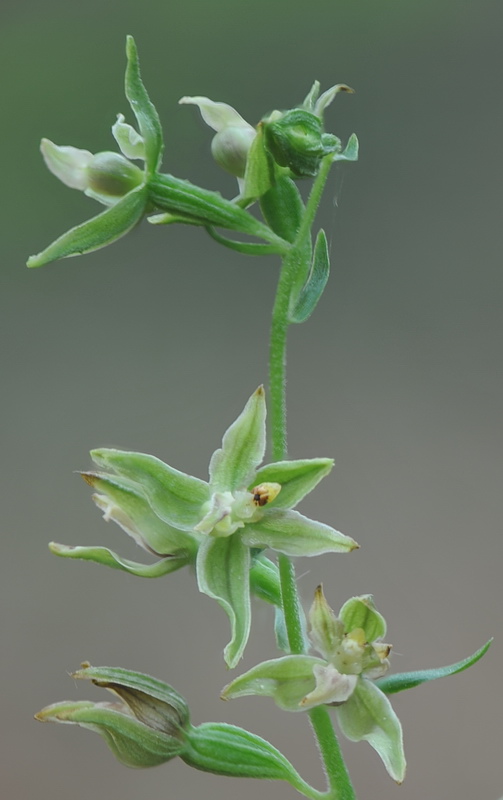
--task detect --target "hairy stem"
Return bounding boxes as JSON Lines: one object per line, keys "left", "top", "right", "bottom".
{"left": 268, "top": 168, "right": 357, "bottom": 800}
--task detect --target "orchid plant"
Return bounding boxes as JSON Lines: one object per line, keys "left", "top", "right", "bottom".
{"left": 32, "top": 36, "right": 490, "bottom": 799}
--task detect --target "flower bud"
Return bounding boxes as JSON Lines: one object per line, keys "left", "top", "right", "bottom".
{"left": 262, "top": 109, "right": 340, "bottom": 177}
{"left": 84, "top": 152, "right": 144, "bottom": 203}
{"left": 179, "top": 96, "right": 256, "bottom": 178}
{"left": 35, "top": 664, "right": 189, "bottom": 768}
{"left": 40, "top": 139, "right": 144, "bottom": 206}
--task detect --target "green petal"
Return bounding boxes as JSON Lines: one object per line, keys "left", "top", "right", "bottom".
{"left": 196, "top": 535, "right": 251, "bottom": 668}
{"left": 336, "top": 679, "right": 406, "bottom": 783}
{"left": 221, "top": 655, "right": 323, "bottom": 711}
{"left": 84, "top": 471, "right": 200, "bottom": 556}
{"left": 258, "top": 176, "right": 304, "bottom": 244}
{"left": 376, "top": 639, "right": 493, "bottom": 695}
{"left": 209, "top": 386, "right": 266, "bottom": 492}
{"left": 338, "top": 595, "right": 387, "bottom": 642}
{"left": 49, "top": 542, "right": 189, "bottom": 577}
{"left": 252, "top": 457, "right": 333, "bottom": 509}
{"left": 90, "top": 449, "right": 209, "bottom": 531}
{"left": 242, "top": 509, "right": 359, "bottom": 556}
{"left": 27, "top": 185, "right": 148, "bottom": 268}
{"left": 125, "top": 36, "right": 163, "bottom": 175}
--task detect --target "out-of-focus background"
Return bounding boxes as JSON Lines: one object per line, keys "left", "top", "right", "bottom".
{"left": 2, "top": 1, "right": 502, "bottom": 798}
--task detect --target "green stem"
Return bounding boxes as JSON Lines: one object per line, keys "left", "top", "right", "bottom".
{"left": 308, "top": 707, "right": 357, "bottom": 800}
{"left": 268, "top": 160, "right": 356, "bottom": 800}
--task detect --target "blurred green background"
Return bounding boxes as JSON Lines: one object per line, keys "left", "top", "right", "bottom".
{"left": 2, "top": 1, "right": 502, "bottom": 798}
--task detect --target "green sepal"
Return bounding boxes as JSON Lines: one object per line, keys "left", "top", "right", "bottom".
{"left": 196, "top": 535, "right": 251, "bottom": 668}
{"left": 252, "top": 457, "right": 333, "bottom": 510}
{"left": 27, "top": 184, "right": 148, "bottom": 268}
{"left": 289, "top": 229, "right": 330, "bottom": 324}
{"left": 182, "top": 722, "right": 307, "bottom": 789}
{"left": 339, "top": 595, "right": 387, "bottom": 642}
{"left": 242, "top": 509, "right": 359, "bottom": 556}
{"left": 84, "top": 471, "right": 201, "bottom": 557}
{"left": 308, "top": 585, "right": 345, "bottom": 660}
{"left": 48, "top": 541, "right": 189, "bottom": 577}
{"left": 124, "top": 36, "right": 163, "bottom": 175}
{"left": 336, "top": 678, "right": 406, "bottom": 783}
{"left": 209, "top": 386, "right": 266, "bottom": 492}
{"left": 333, "top": 133, "right": 359, "bottom": 162}
{"left": 90, "top": 449, "right": 209, "bottom": 531}
{"left": 376, "top": 639, "right": 492, "bottom": 695}
{"left": 35, "top": 700, "right": 185, "bottom": 768}
{"left": 249, "top": 554, "right": 281, "bottom": 606}
{"left": 221, "top": 655, "right": 322, "bottom": 711}
{"left": 259, "top": 175, "right": 304, "bottom": 243}
{"left": 72, "top": 664, "right": 190, "bottom": 731}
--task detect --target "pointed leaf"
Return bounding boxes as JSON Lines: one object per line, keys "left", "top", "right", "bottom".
{"left": 27, "top": 185, "right": 148, "bottom": 268}
{"left": 241, "top": 126, "right": 276, "bottom": 202}
{"left": 196, "top": 535, "right": 251, "bottom": 667}
{"left": 90, "top": 449, "right": 209, "bottom": 531}
{"left": 125, "top": 36, "right": 163, "bottom": 174}
{"left": 209, "top": 386, "right": 266, "bottom": 492}
{"left": 336, "top": 679, "right": 406, "bottom": 783}
{"left": 252, "top": 457, "right": 333, "bottom": 510}
{"left": 259, "top": 176, "right": 304, "bottom": 243}
{"left": 289, "top": 228, "right": 330, "bottom": 323}
{"left": 339, "top": 595, "right": 387, "bottom": 642}
{"left": 85, "top": 471, "right": 200, "bottom": 556}
{"left": 183, "top": 722, "right": 308, "bottom": 792}
{"left": 242, "top": 509, "right": 359, "bottom": 556}
{"left": 222, "top": 655, "right": 322, "bottom": 711}
{"left": 376, "top": 639, "right": 492, "bottom": 695}
{"left": 48, "top": 542, "right": 188, "bottom": 577}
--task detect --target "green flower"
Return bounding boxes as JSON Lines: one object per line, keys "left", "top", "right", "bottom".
{"left": 53, "top": 387, "right": 357, "bottom": 667}
{"left": 28, "top": 37, "right": 286, "bottom": 269}
{"left": 222, "top": 587, "right": 406, "bottom": 783}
